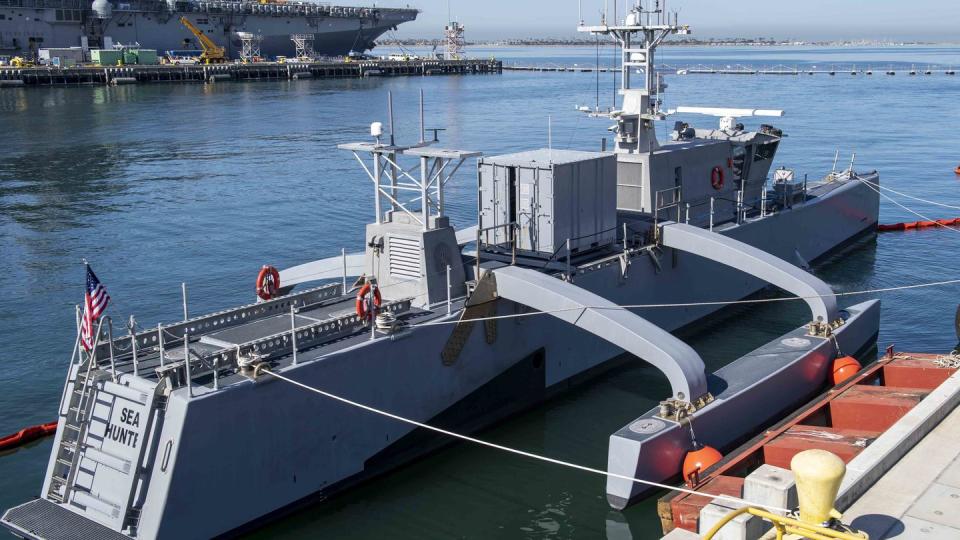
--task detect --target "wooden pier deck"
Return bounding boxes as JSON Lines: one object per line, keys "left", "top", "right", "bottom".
{"left": 0, "top": 58, "right": 502, "bottom": 88}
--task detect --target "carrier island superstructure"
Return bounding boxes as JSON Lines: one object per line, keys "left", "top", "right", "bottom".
{"left": 2, "top": 3, "right": 882, "bottom": 539}
{"left": 0, "top": 0, "right": 418, "bottom": 60}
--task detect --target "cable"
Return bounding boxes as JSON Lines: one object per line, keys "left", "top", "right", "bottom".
{"left": 856, "top": 175, "right": 960, "bottom": 211}
{"left": 260, "top": 367, "right": 791, "bottom": 514}
{"left": 856, "top": 177, "right": 960, "bottom": 234}
{"left": 410, "top": 277, "right": 960, "bottom": 328}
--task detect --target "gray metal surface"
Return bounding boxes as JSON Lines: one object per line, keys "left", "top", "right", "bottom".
{"left": 661, "top": 222, "right": 839, "bottom": 323}
{"left": 479, "top": 149, "right": 617, "bottom": 255}
{"left": 1, "top": 499, "right": 131, "bottom": 540}
{"left": 605, "top": 299, "right": 880, "bottom": 509}
{"left": 492, "top": 264, "right": 708, "bottom": 402}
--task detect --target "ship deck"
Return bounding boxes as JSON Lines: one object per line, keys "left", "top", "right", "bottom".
{"left": 100, "top": 293, "right": 457, "bottom": 392}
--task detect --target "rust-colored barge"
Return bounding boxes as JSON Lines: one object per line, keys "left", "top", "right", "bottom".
{"left": 658, "top": 348, "right": 960, "bottom": 535}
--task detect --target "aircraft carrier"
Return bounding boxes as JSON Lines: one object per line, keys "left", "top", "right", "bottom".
{"left": 0, "top": 0, "right": 418, "bottom": 59}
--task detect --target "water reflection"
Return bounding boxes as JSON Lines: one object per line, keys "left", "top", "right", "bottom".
{"left": 0, "top": 143, "right": 127, "bottom": 231}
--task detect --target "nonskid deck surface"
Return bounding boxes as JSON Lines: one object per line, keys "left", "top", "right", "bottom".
{"left": 2, "top": 499, "right": 129, "bottom": 540}
{"left": 102, "top": 294, "right": 444, "bottom": 389}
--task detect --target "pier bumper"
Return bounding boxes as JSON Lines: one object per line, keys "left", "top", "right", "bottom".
{"left": 605, "top": 299, "right": 880, "bottom": 510}
{"left": 2, "top": 498, "right": 130, "bottom": 540}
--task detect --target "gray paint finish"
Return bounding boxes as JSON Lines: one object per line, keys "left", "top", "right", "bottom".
{"left": 493, "top": 264, "right": 709, "bottom": 402}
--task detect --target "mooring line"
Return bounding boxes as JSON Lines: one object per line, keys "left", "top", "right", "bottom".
{"left": 410, "top": 277, "right": 960, "bottom": 327}
{"left": 855, "top": 175, "right": 960, "bottom": 211}
{"left": 260, "top": 366, "right": 790, "bottom": 513}
{"left": 857, "top": 177, "right": 960, "bottom": 234}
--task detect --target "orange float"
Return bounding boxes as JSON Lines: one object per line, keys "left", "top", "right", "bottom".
{"left": 831, "top": 355, "right": 862, "bottom": 386}
{"left": 0, "top": 421, "right": 57, "bottom": 452}
{"left": 878, "top": 217, "right": 960, "bottom": 232}
{"left": 682, "top": 443, "right": 723, "bottom": 486}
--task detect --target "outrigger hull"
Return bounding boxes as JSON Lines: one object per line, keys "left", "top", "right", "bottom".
{"left": 3, "top": 173, "right": 879, "bottom": 539}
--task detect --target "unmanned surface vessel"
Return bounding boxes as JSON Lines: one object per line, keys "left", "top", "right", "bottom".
{"left": 2, "top": 3, "right": 880, "bottom": 539}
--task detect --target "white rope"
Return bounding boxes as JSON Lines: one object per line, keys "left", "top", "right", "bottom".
{"left": 856, "top": 176, "right": 960, "bottom": 211}
{"left": 260, "top": 367, "right": 791, "bottom": 514}
{"left": 411, "top": 278, "right": 960, "bottom": 327}
{"left": 857, "top": 178, "right": 960, "bottom": 234}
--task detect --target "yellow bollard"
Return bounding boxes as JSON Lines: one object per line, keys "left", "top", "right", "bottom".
{"left": 791, "top": 449, "right": 846, "bottom": 525}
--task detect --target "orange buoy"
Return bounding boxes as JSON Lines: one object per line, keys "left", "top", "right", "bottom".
{"left": 831, "top": 355, "right": 862, "bottom": 386}
{"left": 682, "top": 443, "right": 723, "bottom": 486}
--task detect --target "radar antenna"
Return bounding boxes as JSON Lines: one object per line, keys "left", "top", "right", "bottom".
{"left": 578, "top": 1, "right": 689, "bottom": 154}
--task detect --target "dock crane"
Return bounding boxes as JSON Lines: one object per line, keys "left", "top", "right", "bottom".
{"left": 178, "top": 17, "right": 226, "bottom": 64}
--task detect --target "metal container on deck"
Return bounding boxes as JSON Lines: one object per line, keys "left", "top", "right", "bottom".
{"left": 478, "top": 149, "right": 616, "bottom": 257}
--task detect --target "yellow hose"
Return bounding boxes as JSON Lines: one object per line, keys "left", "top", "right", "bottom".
{"left": 702, "top": 507, "right": 868, "bottom": 540}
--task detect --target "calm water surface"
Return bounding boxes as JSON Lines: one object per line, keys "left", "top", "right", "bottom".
{"left": 1, "top": 45, "right": 960, "bottom": 539}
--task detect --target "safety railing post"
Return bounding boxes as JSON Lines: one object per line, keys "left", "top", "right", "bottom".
{"left": 761, "top": 189, "right": 767, "bottom": 218}
{"left": 129, "top": 315, "right": 139, "bottom": 377}
{"left": 107, "top": 317, "right": 117, "bottom": 382}
{"left": 709, "top": 197, "right": 715, "bottom": 232}
{"left": 341, "top": 248, "right": 347, "bottom": 294}
{"left": 475, "top": 226, "right": 481, "bottom": 280}
{"left": 212, "top": 355, "right": 219, "bottom": 391}
{"left": 157, "top": 323, "right": 165, "bottom": 367}
{"left": 369, "top": 288, "right": 376, "bottom": 341}
{"left": 183, "top": 332, "right": 193, "bottom": 398}
{"left": 181, "top": 282, "right": 189, "bottom": 321}
{"left": 290, "top": 305, "right": 298, "bottom": 366}
{"left": 565, "top": 238, "right": 571, "bottom": 280}
{"left": 737, "top": 190, "right": 743, "bottom": 224}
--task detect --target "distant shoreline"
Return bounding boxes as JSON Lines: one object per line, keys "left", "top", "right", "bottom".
{"left": 377, "top": 39, "right": 955, "bottom": 49}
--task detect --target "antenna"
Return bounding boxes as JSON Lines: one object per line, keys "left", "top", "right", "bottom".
{"left": 548, "top": 115, "right": 553, "bottom": 162}
{"left": 388, "top": 91, "right": 395, "bottom": 146}
{"left": 419, "top": 88, "right": 425, "bottom": 144}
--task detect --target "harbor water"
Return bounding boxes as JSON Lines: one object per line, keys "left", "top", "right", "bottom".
{"left": 2, "top": 45, "right": 960, "bottom": 539}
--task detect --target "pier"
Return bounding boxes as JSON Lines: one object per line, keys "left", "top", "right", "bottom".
{"left": 502, "top": 62, "right": 957, "bottom": 77}
{"left": 0, "top": 58, "right": 502, "bottom": 88}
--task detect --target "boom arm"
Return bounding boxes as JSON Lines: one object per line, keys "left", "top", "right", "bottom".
{"left": 179, "top": 17, "right": 225, "bottom": 59}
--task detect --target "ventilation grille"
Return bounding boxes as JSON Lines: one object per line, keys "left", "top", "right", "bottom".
{"left": 389, "top": 236, "right": 422, "bottom": 280}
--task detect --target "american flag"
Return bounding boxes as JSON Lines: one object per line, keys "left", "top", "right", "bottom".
{"left": 81, "top": 265, "right": 110, "bottom": 352}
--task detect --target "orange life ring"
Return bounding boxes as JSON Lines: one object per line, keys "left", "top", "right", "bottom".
{"left": 356, "top": 282, "right": 382, "bottom": 320}
{"left": 711, "top": 166, "right": 724, "bottom": 190}
{"left": 256, "top": 265, "right": 280, "bottom": 301}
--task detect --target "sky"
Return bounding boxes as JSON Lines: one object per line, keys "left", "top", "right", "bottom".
{"left": 360, "top": 0, "right": 960, "bottom": 41}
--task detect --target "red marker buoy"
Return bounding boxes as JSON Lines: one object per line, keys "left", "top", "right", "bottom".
{"left": 831, "top": 355, "right": 862, "bottom": 386}
{"left": 682, "top": 442, "right": 723, "bottom": 486}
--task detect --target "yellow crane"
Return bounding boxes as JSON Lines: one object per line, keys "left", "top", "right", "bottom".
{"left": 178, "top": 16, "right": 226, "bottom": 64}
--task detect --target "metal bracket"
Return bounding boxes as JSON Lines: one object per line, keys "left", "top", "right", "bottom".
{"left": 656, "top": 393, "right": 715, "bottom": 421}
{"left": 807, "top": 317, "right": 846, "bottom": 338}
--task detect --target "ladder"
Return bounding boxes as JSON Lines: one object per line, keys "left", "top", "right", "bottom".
{"left": 46, "top": 353, "right": 100, "bottom": 503}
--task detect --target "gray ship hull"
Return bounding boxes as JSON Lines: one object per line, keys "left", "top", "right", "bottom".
{"left": 0, "top": 1, "right": 418, "bottom": 58}
{"left": 34, "top": 178, "right": 873, "bottom": 539}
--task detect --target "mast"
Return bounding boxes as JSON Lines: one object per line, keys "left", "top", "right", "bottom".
{"left": 578, "top": 0, "right": 689, "bottom": 154}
